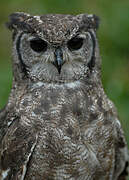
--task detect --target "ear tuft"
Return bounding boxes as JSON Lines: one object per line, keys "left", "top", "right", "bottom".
{"left": 88, "top": 14, "right": 100, "bottom": 30}
{"left": 6, "top": 12, "right": 31, "bottom": 31}
{"left": 80, "top": 14, "right": 100, "bottom": 31}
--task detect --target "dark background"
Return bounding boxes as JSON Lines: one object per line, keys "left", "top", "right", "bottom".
{"left": 0, "top": 0, "right": 129, "bottom": 164}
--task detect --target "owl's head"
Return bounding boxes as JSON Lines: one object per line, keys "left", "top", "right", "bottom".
{"left": 7, "top": 12, "right": 100, "bottom": 84}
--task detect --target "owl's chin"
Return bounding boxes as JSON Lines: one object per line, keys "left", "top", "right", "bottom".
{"left": 29, "top": 72, "right": 83, "bottom": 84}
{"left": 30, "top": 76, "right": 81, "bottom": 84}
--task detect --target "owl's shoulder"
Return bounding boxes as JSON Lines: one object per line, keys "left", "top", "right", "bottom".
{"left": 0, "top": 107, "right": 9, "bottom": 143}
{"left": 0, "top": 114, "right": 38, "bottom": 179}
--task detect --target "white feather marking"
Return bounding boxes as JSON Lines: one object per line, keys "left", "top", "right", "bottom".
{"left": 7, "top": 121, "right": 13, "bottom": 126}
{"left": 34, "top": 16, "right": 43, "bottom": 24}
{"left": 20, "top": 134, "right": 38, "bottom": 180}
{"left": 31, "top": 81, "right": 44, "bottom": 90}
{"left": 116, "top": 119, "right": 121, "bottom": 127}
{"left": 1, "top": 168, "right": 10, "bottom": 180}
{"left": 32, "top": 81, "right": 81, "bottom": 90}
{"left": 31, "top": 111, "right": 37, "bottom": 117}
{"left": 87, "top": 14, "right": 93, "bottom": 18}
{"left": 36, "top": 81, "right": 44, "bottom": 87}
{"left": 65, "top": 81, "right": 81, "bottom": 88}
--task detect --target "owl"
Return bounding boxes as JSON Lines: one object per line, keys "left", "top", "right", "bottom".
{"left": 0, "top": 12, "right": 128, "bottom": 180}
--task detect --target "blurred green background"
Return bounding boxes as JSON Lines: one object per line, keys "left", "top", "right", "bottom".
{"left": 0, "top": 0, "right": 129, "bottom": 151}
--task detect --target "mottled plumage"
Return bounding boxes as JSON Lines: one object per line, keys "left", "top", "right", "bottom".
{"left": 0, "top": 12, "right": 128, "bottom": 180}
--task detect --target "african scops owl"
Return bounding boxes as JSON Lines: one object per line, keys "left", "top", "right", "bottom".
{"left": 0, "top": 12, "right": 128, "bottom": 180}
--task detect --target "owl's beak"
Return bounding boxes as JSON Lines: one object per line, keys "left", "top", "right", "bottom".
{"left": 53, "top": 47, "right": 63, "bottom": 74}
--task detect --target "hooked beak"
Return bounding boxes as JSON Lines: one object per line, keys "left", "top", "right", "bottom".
{"left": 53, "top": 47, "right": 63, "bottom": 74}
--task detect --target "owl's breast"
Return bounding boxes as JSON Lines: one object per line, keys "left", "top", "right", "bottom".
{"left": 16, "top": 82, "right": 114, "bottom": 179}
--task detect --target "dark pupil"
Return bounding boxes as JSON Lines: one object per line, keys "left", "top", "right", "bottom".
{"left": 30, "top": 38, "right": 47, "bottom": 52}
{"left": 67, "top": 37, "right": 83, "bottom": 51}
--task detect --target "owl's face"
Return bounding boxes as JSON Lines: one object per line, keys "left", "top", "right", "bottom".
{"left": 7, "top": 13, "right": 99, "bottom": 83}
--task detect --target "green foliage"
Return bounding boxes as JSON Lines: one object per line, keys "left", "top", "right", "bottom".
{"left": 0, "top": 0, "right": 129, "bottom": 152}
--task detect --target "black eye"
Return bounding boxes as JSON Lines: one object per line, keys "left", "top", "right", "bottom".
{"left": 67, "top": 37, "right": 83, "bottom": 51}
{"left": 30, "top": 38, "right": 47, "bottom": 52}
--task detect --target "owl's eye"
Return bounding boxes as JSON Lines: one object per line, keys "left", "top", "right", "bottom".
{"left": 30, "top": 38, "right": 47, "bottom": 53}
{"left": 67, "top": 37, "right": 83, "bottom": 51}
